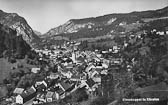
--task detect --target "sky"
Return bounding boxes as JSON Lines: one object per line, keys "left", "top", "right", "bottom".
{"left": 0, "top": 0, "right": 167, "bottom": 33}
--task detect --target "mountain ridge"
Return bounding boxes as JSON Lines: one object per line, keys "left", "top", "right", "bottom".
{"left": 0, "top": 10, "right": 39, "bottom": 45}
{"left": 44, "top": 6, "right": 168, "bottom": 38}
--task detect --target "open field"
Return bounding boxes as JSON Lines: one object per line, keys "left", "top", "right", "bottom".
{"left": 0, "top": 58, "right": 15, "bottom": 84}
{"left": 0, "top": 85, "right": 8, "bottom": 98}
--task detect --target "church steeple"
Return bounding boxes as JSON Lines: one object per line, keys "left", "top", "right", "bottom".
{"left": 71, "top": 51, "right": 76, "bottom": 63}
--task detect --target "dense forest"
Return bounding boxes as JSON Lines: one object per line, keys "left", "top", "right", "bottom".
{"left": 118, "top": 32, "right": 168, "bottom": 105}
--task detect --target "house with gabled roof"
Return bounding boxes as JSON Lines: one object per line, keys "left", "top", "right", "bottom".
{"left": 91, "top": 55, "right": 101, "bottom": 62}
{"left": 84, "top": 79, "right": 99, "bottom": 94}
{"left": 46, "top": 91, "right": 59, "bottom": 102}
{"left": 86, "top": 79, "right": 95, "bottom": 88}
{"left": 70, "top": 73, "right": 81, "bottom": 82}
{"left": 31, "top": 67, "right": 41, "bottom": 73}
{"left": 91, "top": 70, "right": 100, "bottom": 77}
{"left": 60, "top": 70, "right": 73, "bottom": 78}
{"left": 16, "top": 86, "right": 36, "bottom": 104}
{"left": 102, "top": 59, "right": 110, "bottom": 68}
{"left": 85, "top": 63, "right": 96, "bottom": 72}
{"left": 13, "top": 88, "right": 24, "bottom": 95}
{"left": 58, "top": 81, "right": 74, "bottom": 92}
{"left": 89, "top": 69, "right": 102, "bottom": 83}
{"left": 36, "top": 83, "right": 47, "bottom": 92}
{"left": 55, "top": 87, "right": 65, "bottom": 99}
{"left": 65, "top": 63, "right": 74, "bottom": 69}
{"left": 36, "top": 93, "right": 46, "bottom": 103}
{"left": 35, "top": 80, "right": 48, "bottom": 88}
{"left": 48, "top": 72, "right": 60, "bottom": 79}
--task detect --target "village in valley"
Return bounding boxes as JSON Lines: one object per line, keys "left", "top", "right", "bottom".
{"left": 14, "top": 40, "right": 123, "bottom": 105}
{"left": 0, "top": 1, "right": 168, "bottom": 105}
{"left": 1, "top": 28, "right": 168, "bottom": 105}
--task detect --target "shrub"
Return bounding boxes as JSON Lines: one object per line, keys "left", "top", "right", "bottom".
{"left": 17, "top": 63, "right": 23, "bottom": 68}
{"left": 71, "top": 88, "right": 88, "bottom": 102}
{"left": 8, "top": 57, "right": 16, "bottom": 63}
{"left": 90, "top": 97, "right": 109, "bottom": 105}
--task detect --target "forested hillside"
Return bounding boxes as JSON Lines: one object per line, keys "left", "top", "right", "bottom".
{"left": 0, "top": 23, "right": 31, "bottom": 58}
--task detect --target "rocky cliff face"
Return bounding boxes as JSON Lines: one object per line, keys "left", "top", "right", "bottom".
{"left": 0, "top": 23, "right": 31, "bottom": 56}
{"left": 0, "top": 10, "right": 39, "bottom": 45}
{"left": 45, "top": 20, "right": 96, "bottom": 36}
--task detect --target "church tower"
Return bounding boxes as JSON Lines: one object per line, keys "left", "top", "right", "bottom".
{"left": 71, "top": 51, "right": 76, "bottom": 63}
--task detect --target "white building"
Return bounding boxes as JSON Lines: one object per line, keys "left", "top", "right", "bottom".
{"left": 13, "top": 88, "right": 24, "bottom": 95}
{"left": 71, "top": 52, "right": 76, "bottom": 63}
{"left": 46, "top": 91, "right": 59, "bottom": 102}
{"left": 16, "top": 95, "right": 24, "bottom": 104}
{"left": 16, "top": 86, "right": 36, "bottom": 104}
{"left": 35, "top": 80, "right": 47, "bottom": 88}
{"left": 31, "top": 68, "right": 41, "bottom": 73}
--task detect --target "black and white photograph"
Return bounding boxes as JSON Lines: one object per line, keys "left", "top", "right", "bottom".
{"left": 0, "top": 0, "right": 168, "bottom": 105}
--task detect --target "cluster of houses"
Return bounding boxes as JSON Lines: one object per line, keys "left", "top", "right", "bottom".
{"left": 10, "top": 41, "right": 126, "bottom": 105}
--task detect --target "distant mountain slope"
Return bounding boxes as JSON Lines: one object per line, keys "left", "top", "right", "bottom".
{"left": 43, "top": 6, "right": 168, "bottom": 41}
{"left": 33, "top": 30, "right": 42, "bottom": 36}
{"left": 0, "top": 10, "right": 39, "bottom": 45}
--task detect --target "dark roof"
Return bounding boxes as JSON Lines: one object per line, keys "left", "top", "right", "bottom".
{"left": 59, "top": 82, "right": 72, "bottom": 91}
{"left": 77, "top": 56, "right": 85, "bottom": 62}
{"left": 37, "top": 83, "right": 47, "bottom": 89}
{"left": 49, "top": 86, "right": 59, "bottom": 92}
{"left": 20, "top": 87, "right": 36, "bottom": 98}
{"left": 86, "top": 79, "right": 95, "bottom": 87}
{"left": 95, "top": 68, "right": 103, "bottom": 73}
{"left": 71, "top": 74, "right": 81, "bottom": 79}
{"left": 56, "top": 87, "right": 64, "bottom": 95}
{"left": 35, "top": 77, "right": 45, "bottom": 82}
